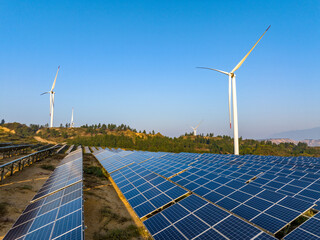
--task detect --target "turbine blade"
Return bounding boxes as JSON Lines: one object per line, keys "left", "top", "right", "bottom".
{"left": 231, "top": 25, "right": 271, "bottom": 73}
{"left": 40, "top": 92, "right": 49, "bottom": 95}
{"left": 195, "top": 120, "right": 203, "bottom": 129}
{"left": 197, "top": 67, "right": 229, "bottom": 76}
{"left": 51, "top": 66, "right": 60, "bottom": 91}
{"left": 228, "top": 75, "right": 232, "bottom": 129}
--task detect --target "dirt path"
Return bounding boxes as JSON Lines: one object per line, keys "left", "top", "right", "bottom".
{"left": 33, "top": 136, "right": 57, "bottom": 145}
{"left": 83, "top": 154, "right": 150, "bottom": 240}
{"left": 0, "top": 154, "right": 65, "bottom": 239}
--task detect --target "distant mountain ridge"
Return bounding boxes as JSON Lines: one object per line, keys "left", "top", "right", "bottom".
{"left": 269, "top": 127, "right": 320, "bottom": 141}
{"left": 265, "top": 138, "right": 320, "bottom": 147}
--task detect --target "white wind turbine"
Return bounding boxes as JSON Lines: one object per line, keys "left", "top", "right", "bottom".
{"left": 41, "top": 66, "right": 60, "bottom": 128}
{"left": 191, "top": 120, "right": 203, "bottom": 136}
{"left": 198, "top": 26, "right": 270, "bottom": 155}
{"left": 70, "top": 108, "right": 74, "bottom": 128}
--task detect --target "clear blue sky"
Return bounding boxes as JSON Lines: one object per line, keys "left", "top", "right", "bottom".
{"left": 1, "top": 0, "right": 319, "bottom": 139}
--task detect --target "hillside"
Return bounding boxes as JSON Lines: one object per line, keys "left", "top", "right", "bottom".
{"left": 2, "top": 122, "right": 320, "bottom": 157}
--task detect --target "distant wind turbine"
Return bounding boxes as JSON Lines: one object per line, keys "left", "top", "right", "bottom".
{"left": 41, "top": 66, "right": 60, "bottom": 128}
{"left": 70, "top": 108, "right": 74, "bottom": 128}
{"left": 191, "top": 120, "right": 203, "bottom": 136}
{"left": 197, "top": 26, "right": 270, "bottom": 155}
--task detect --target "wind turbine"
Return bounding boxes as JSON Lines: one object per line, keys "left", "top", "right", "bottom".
{"left": 41, "top": 66, "right": 60, "bottom": 128}
{"left": 198, "top": 26, "right": 270, "bottom": 155}
{"left": 70, "top": 108, "right": 74, "bottom": 128}
{"left": 191, "top": 120, "right": 203, "bottom": 136}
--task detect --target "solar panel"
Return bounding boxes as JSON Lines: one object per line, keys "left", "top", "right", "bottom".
{"left": 104, "top": 163, "right": 189, "bottom": 218}
{"left": 251, "top": 213, "right": 286, "bottom": 234}
{"left": 284, "top": 213, "right": 320, "bottom": 239}
{"left": 32, "top": 158, "right": 82, "bottom": 202}
{"left": 144, "top": 195, "right": 276, "bottom": 240}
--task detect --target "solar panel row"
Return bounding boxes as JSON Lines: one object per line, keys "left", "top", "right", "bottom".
{"left": 3, "top": 149, "right": 84, "bottom": 240}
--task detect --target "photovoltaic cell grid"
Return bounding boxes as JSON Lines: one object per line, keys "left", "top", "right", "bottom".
{"left": 171, "top": 165, "right": 314, "bottom": 234}
{"left": 144, "top": 194, "right": 276, "bottom": 240}
{"left": 139, "top": 154, "right": 194, "bottom": 178}
{"left": 31, "top": 157, "right": 82, "bottom": 202}
{"left": 93, "top": 149, "right": 116, "bottom": 161}
{"left": 184, "top": 154, "right": 320, "bottom": 208}
{"left": 193, "top": 154, "right": 320, "bottom": 206}
{"left": 3, "top": 149, "right": 84, "bottom": 240}
{"left": 110, "top": 163, "right": 188, "bottom": 218}
{"left": 284, "top": 213, "right": 320, "bottom": 239}
{"left": 94, "top": 150, "right": 155, "bottom": 173}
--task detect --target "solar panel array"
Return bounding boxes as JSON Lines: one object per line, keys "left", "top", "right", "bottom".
{"left": 4, "top": 149, "right": 84, "bottom": 240}
{"left": 144, "top": 194, "right": 276, "bottom": 240}
{"left": 111, "top": 163, "right": 188, "bottom": 218}
{"left": 93, "top": 148, "right": 320, "bottom": 239}
{"left": 171, "top": 165, "right": 314, "bottom": 234}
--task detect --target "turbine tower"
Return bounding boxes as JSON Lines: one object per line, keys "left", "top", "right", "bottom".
{"left": 198, "top": 26, "right": 270, "bottom": 155}
{"left": 70, "top": 108, "right": 74, "bottom": 128}
{"left": 191, "top": 121, "right": 203, "bottom": 136}
{"left": 41, "top": 66, "right": 60, "bottom": 128}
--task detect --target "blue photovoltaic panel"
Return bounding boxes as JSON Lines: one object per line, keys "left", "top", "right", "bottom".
{"left": 284, "top": 213, "right": 320, "bottom": 239}
{"left": 32, "top": 151, "right": 83, "bottom": 202}
{"left": 174, "top": 214, "right": 209, "bottom": 239}
{"left": 284, "top": 228, "right": 320, "bottom": 240}
{"left": 251, "top": 213, "right": 286, "bottom": 234}
{"left": 144, "top": 195, "right": 275, "bottom": 240}
{"left": 103, "top": 161, "right": 188, "bottom": 218}
{"left": 214, "top": 215, "right": 262, "bottom": 240}
{"left": 194, "top": 229, "right": 227, "bottom": 240}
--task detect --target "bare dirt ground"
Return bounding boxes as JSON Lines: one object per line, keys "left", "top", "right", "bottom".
{"left": 0, "top": 154, "right": 65, "bottom": 240}
{"left": 83, "top": 153, "right": 151, "bottom": 240}
{"left": 33, "top": 136, "right": 57, "bottom": 145}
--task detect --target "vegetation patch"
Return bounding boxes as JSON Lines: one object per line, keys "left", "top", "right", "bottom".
{"left": 0, "top": 202, "right": 9, "bottom": 215}
{"left": 100, "top": 205, "right": 129, "bottom": 223}
{"left": 84, "top": 166, "right": 105, "bottom": 178}
{"left": 94, "top": 225, "right": 143, "bottom": 240}
{"left": 41, "top": 164, "right": 55, "bottom": 171}
{"left": 18, "top": 185, "right": 33, "bottom": 191}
